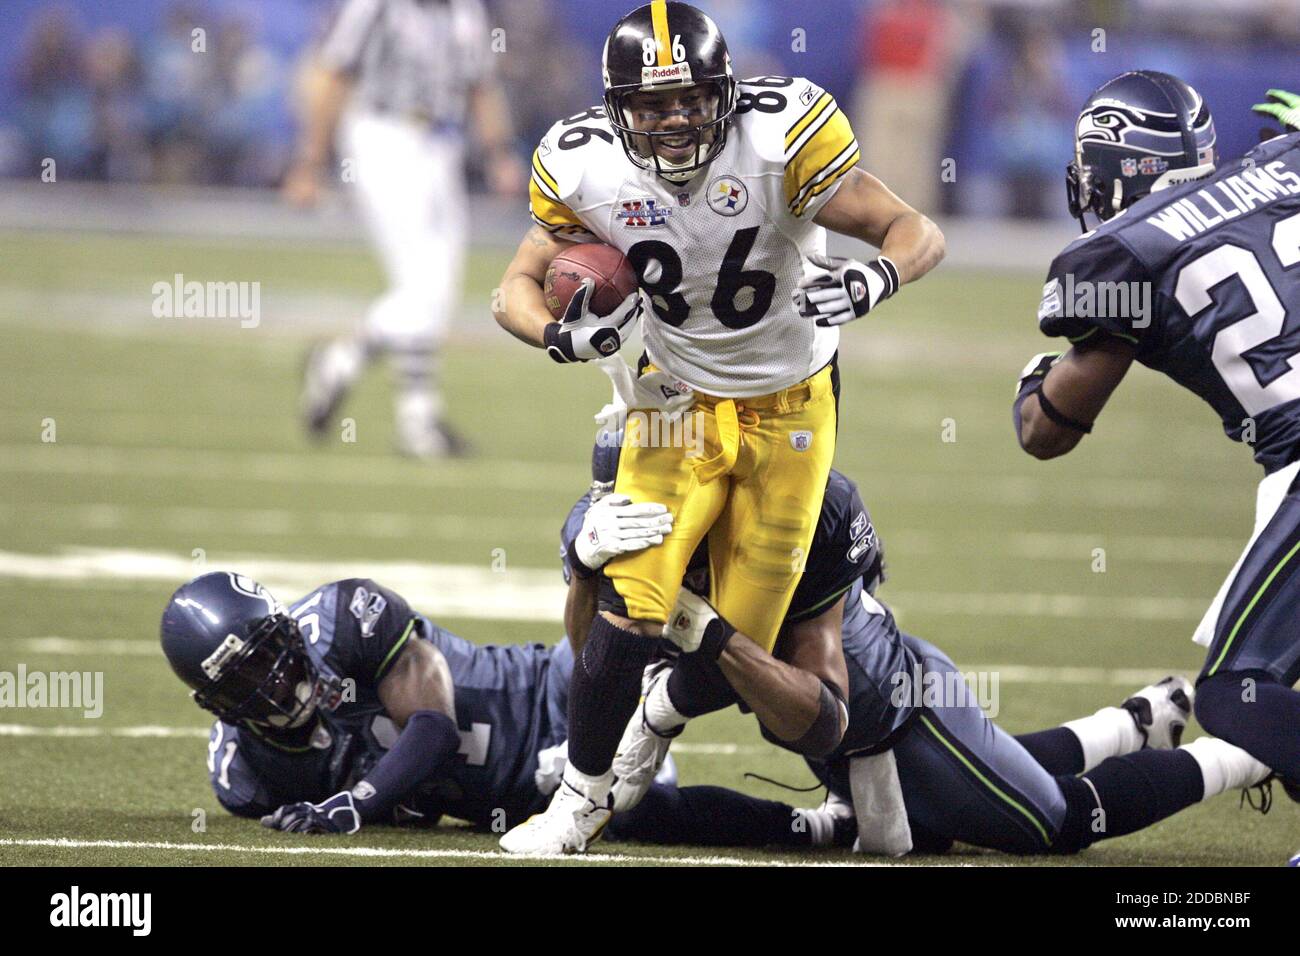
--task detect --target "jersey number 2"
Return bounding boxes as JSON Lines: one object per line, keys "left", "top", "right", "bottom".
{"left": 1177, "top": 210, "right": 1300, "bottom": 416}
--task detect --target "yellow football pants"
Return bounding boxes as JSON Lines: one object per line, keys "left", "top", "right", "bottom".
{"left": 605, "top": 364, "right": 837, "bottom": 651}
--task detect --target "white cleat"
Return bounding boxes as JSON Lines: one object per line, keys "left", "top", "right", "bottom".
{"left": 300, "top": 340, "right": 360, "bottom": 438}
{"left": 1122, "top": 675, "right": 1194, "bottom": 750}
{"left": 499, "top": 770, "right": 612, "bottom": 856}
{"left": 796, "top": 789, "right": 856, "bottom": 849}
{"left": 611, "top": 663, "right": 681, "bottom": 813}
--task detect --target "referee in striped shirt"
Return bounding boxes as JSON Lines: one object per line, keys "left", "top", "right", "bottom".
{"left": 287, "top": 0, "right": 524, "bottom": 458}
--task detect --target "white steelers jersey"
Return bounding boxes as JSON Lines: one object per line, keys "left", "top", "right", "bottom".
{"left": 529, "top": 76, "right": 861, "bottom": 398}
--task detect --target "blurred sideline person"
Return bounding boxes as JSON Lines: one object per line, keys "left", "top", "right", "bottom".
{"left": 286, "top": 0, "right": 525, "bottom": 458}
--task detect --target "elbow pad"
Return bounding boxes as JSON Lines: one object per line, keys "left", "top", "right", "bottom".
{"left": 790, "top": 679, "right": 849, "bottom": 758}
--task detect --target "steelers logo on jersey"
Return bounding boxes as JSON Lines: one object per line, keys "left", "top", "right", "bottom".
{"left": 707, "top": 175, "right": 748, "bottom": 216}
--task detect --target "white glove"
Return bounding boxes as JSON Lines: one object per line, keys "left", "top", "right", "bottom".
{"left": 794, "top": 253, "right": 899, "bottom": 327}
{"left": 662, "top": 589, "right": 734, "bottom": 658}
{"left": 571, "top": 493, "right": 673, "bottom": 573}
{"left": 545, "top": 278, "right": 643, "bottom": 363}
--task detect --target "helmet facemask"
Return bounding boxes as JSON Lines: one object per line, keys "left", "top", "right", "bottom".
{"left": 192, "top": 614, "right": 325, "bottom": 729}
{"left": 604, "top": 76, "right": 735, "bottom": 183}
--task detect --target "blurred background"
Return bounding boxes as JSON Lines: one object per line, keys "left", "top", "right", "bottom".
{"left": 0, "top": 0, "right": 1297, "bottom": 864}
{"left": 1, "top": 0, "right": 1297, "bottom": 214}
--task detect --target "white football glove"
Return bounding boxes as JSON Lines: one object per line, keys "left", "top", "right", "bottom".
{"left": 545, "top": 278, "right": 643, "bottom": 364}
{"left": 571, "top": 493, "right": 673, "bottom": 574}
{"left": 794, "top": 253, "right": 900, "bottom": 327}
{"left": 662, "top": 589, "right": 735, "bottom": 658}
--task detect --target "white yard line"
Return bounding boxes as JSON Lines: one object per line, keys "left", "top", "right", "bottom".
{"left": 0, "top": 547, "right": 1210, "bottom": 623}
{"left": 0, "top": 836, "right": 867, "bottom": 867}
{"left": 0, "top": 547, "right": 567, "bottom": 622}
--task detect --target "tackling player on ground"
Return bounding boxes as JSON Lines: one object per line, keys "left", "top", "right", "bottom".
{"left": 584, "top": 457, "right": 1271, "bottom": 857}
{"left": 159, "top": 515, "right": 656, "bottom": 835}
{"left": 492, "top": 0, "right": 944, "bottom": 854}
{"left": 1010, "top": 75, "right": 1300, "bottom": 842}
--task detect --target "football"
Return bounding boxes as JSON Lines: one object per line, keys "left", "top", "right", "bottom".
{"left": 543, "top": 243, "right": 639, "bottom": 319}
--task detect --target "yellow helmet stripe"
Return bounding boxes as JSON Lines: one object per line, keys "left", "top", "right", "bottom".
{"left": 651, "top": 0, "right": 673, "bottom": 66}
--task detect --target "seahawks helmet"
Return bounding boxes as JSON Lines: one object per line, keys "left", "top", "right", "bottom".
{"left": 160, "top": 572, "right": 333, "bottom": 728}
{"left": 1066, "top": 70, "right": 1217, "bottom": 229}
{"left": 602, "top": 1, "right": 737, "bottom": 183}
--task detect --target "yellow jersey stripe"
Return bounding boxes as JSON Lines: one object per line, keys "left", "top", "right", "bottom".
{"left": 531, "top": 149, "right": 560, "bottom": 196}
{"left": 791, "top": 141, "right": 858, "bottom": 214}
{"left": 529, "top": 176, "right": 585, "bottom": 232}
{"left": 651, "top": 0, "right": 673, "bottom": 66}
{"left": 784, "top": 92, "right": 833, "bottom": 151}
{"left": 785, "top": 107, "right": 855, "bottom": 206}
{"left": 531, "top": 166, "right": 561, "bottom": 203}
{"left": 793, "top": 146, "right": 859, "bottom": 217}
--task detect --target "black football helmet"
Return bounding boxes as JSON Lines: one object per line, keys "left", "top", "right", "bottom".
{"left": 602, "top": 1, "right": 737, "bottom": 183}
{"left": 160, "top": 571, "right": 334, "bottom": 728}
{"left": 1066, "top": 70, "right": 1217, "bottom": 230}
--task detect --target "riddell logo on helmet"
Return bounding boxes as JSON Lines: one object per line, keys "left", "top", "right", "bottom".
{"left": 642, "top": 63, "right": 693, "bottom": 85}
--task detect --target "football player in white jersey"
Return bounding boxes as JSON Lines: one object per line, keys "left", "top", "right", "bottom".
{"left": 492, "top": 1, "right": 945, "bottom": 854}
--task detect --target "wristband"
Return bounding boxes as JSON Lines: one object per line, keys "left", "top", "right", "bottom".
{"left": 1035, "top": 387, "right": 1094, "bottom": 434}
{"left": 699, "top": 616, "right": 736, "bottom": 661}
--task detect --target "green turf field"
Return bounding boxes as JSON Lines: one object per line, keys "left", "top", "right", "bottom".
{"left": 0, "top": 229, "right": 1292, "bottom": 866}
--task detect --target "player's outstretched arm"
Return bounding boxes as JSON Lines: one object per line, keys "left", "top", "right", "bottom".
{"left": 1014, "top": 335, "right": 1136, "bottom": 459}
{"left": 261, "top": 638, "right": 461, "bottom": 835}
{"left": 814, "top": 168, "right": 946, "bottom": 286}
{"left": 494, "top": 227, "right": 576, "bottom": 347}
{"left": 664, "top": 592, "right": 849, "bottom": 757}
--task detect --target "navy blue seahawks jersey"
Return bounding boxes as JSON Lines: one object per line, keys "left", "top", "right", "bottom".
{"left": 273, "top": 579, "right": 571, "bottom": 828}
{"left": 415, "top": 625, "right": 572, "bottom": 826}
{"left": 206, "top": 719, "right": 345, "bottom": 818}
{"left": 819, "top": 582, "right": 918, "bottom": 759}
{"left": 1039, "top": 132, "right": 1300, "bottom": 472}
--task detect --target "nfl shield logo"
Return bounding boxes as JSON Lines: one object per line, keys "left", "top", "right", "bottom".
{"left": 677, "top": 191, "right": 691, "bottom": 207}
{"left": 790, "top": 430, "right": 813, "bottom": 452}
{"left": 1120, "top": 157, "right": 1138, "bottom": 177}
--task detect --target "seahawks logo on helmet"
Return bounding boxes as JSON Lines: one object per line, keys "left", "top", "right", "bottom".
{"left": 1065, "top": 71, "right": 1217, "bottom": 229}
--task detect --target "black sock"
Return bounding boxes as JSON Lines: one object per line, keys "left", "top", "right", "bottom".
{"left": 1196, "top": 670, "right": 1300, "bottom": 779}
{"left": 606, "top": 784, "right": 807, "bottom": 847}
{"left": 666, "top": 652, "right": 741, "bottom": 718}
{"left": 566, "top": 614, "right": 655, "bottom": 776}
{"left": 1017, "top": 727, "right": 1086, "bottom": 775}
{"left": 1071, "top": 749, "right": 1203, "bottom": 846}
